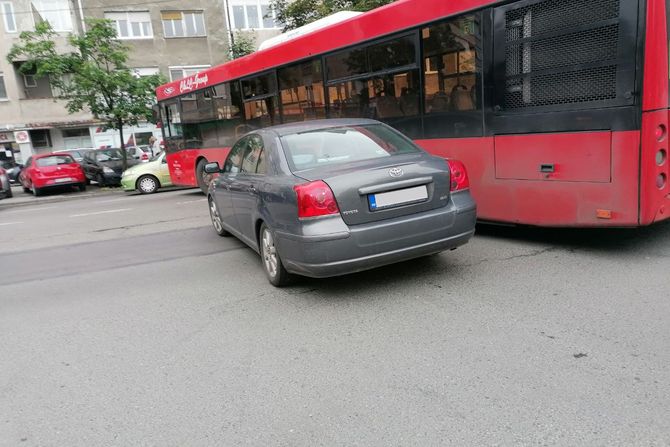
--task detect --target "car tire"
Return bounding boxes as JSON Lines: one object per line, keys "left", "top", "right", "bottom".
{"left": 259, "top": 223, "right": 292, "bottom": 287}
{"left": 137, "top": 175, "right": 159, "bottom": 194}
{"left": 23, "top": 185, "right": 30, "bottom": 194}
{"left": 5, "top": 187, "right": 12, "bottom": 198}
{"left": 195, "top": 159, "right": 210, "bottom": 194}
{"left": 32, "top": 185, "right": 41, "bottom": 197}
{"left": 78, "top": 183, "right": 86, "bottom": 192}
{"left": 208, "top": 196, "right": 230, "bottom": 237}
{"left": 96, "top": 173, "right": 105, "bottom": 187}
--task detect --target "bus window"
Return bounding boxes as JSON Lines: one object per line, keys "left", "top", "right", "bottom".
{"left": 325, "top": 48, "right": 367, "bottom": 81}
{"left": 162, "top": 100, "right": 184, "bottom": 152}
{"left": 242, "top": 73, "right": 279, "bottom": 130}
{"left": 278, "top": 59, "right": 326, "bottom": 123}
{"left": 212, "top": 82, "right": 245, "bottom": 146}
{"left": 422, "top": 14, "right": 482, "bottom": 138}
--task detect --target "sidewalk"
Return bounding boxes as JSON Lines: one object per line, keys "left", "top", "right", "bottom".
{"left": 0, "top": 183, "right": 125, "bottom": 210}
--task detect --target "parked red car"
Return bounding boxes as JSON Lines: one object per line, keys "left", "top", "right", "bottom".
{"left": 19, "top": 153, "right": 87, "bottom": 196}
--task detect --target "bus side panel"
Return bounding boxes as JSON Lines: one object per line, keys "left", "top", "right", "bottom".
{"left": 417, "top": 131, "right": 640, "bottom": 227}
{"left": 639, "top": 110, "right": 670, "bottom": 224}
{"left": 642, "top": 0, "right": 669, "bottom": 111}
{"left": 167, "top": 148, "right": 230, "bottom": 188}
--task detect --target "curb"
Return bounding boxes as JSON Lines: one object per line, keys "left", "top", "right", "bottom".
{"left": 0, "top": 185, "right": 125, "bottom": 210}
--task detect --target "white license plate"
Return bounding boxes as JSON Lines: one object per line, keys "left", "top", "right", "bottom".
{"left": 368, "top": 185, "right": 428, "bottom": 210}
{"left": 54, "top": 177, "right": 72, "bottom": 183}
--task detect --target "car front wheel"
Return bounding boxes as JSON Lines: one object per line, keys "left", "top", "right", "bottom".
{"left": 259, "top": 223, "right": 292, "bottom": 287}
{"left": 208, "top": 196, "right": 230, "bottom": 237}
{"left": 137, "top": 175, "right": 159, "bottom": 194}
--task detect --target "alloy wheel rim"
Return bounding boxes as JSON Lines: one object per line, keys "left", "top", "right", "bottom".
{"left": 209, "top": 199, "right": 223, "bottom": 233}
{"left": 262, "top": 229, "right": 277, "bottom": 278}
{"left": 139, "top": 177, "right": 156, "bottom": 193}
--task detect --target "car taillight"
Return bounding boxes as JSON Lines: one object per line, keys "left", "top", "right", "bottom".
{"left": 447, "top": 159, "right": 470, "bottom": 191}
{"left": 141, "top": 153, "right": 148, "bottom": 160}
{"left": 293, "top": 180, "right": 340, "bottom": 219}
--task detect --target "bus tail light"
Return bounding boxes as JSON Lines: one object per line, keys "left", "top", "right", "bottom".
{"left": 294, "top": 180, "right": 339, "bottom": 219}
{"left": 447, "top": 159, "right": 470, "bottom": 191}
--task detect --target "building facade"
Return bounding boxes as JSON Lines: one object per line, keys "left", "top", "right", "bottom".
{"left": 0, "top": 0, "right": 284, "bottom": 164}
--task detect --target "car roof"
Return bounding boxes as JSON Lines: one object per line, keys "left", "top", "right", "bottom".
{"left": 259, "top": 118, "right": 382, "bottom": 137}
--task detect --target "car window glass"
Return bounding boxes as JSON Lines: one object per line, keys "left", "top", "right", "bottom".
{"left": 96, "top": 149, "right": 123, "bottom": 162}
{"left": 281, "top": 124, "right": 420, "bottom": 171}
{"left": 241, "top": 135, "right": 263, "bottom": 174}
{"left": 256, "top": 148, "right": 266, "bottom": 174}
{"left": 36, "top": 155, "right": 75, "bottom": 167}
{"left": 224, "top": 137, "right": 248, "bottom": 173}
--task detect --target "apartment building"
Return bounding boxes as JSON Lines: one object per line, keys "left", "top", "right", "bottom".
{"left": 0, "top": 0, "right": 284, "bottom": 164}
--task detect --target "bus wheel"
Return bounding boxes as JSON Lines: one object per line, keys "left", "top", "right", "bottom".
{"left": 195, "top": 159, "right": 211, "bottom": 194}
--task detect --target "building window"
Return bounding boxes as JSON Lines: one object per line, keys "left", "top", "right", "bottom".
{"left": 23, "top": 74, "right": 37, "bottom": 88}
{"left": 31, "top": 0, "right": 72, "bottom": 32}
{"left": 1, "top": 2, "right": 16, "bottom": 33}
{"left": 132, "top": 67, "right": 160, "bottom": 78}
{"left": 229, "top": 1, "right": 280, "bottom": 30}
{"left": 168, "top": 65, "right": 210, "bottom": 81}
{"left": 161, "top": 11, "right": 206, "bottom": 38}
{"left": 30, "top": 129, "right": 52, "bottom": 148}
{"left": 0, "top": 72, "right": 8, "bottom": 100}
{"left": 104, "top": 11, "right": 152, "bottom": 39}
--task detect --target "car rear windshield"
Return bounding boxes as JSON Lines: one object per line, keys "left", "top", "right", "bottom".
{"left": 280, "top": 124, "right": 421, "bottom": 171}
{"left": 96, "top": 149, "right": 124, "bottom": 161}
{"left": 36, "top": 155, "right": 75, "bottom": 167}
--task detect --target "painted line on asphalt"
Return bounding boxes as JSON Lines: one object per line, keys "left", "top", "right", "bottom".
{"left": 177, "top": 199, "right": 207, "bottom": 205}
{"left": 70, "top": 208, "right": 132, "bottom": 218}
{"left": 3, "top": 206, "right": 57, "bottom": 214}
{"left": 96, "top": 198, "right": 132, "bottom": 204}
{"left": 0, "top": 221, "right": 24, "bottom": 226}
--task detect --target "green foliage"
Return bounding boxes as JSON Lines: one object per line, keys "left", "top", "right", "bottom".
{"left": 7, "top": 19, "right": 165, "bottom": 167}
{"left": 231, "top": 32, "right": 256, "bottom": 59}
{"left": 269, "top": 0, "right": 396, "bottom": 31}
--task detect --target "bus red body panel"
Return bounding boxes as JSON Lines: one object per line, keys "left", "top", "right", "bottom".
{"left": 640, "top": 110, "right": 670, "bottom": 225}
{"left": 418, "top": 132, "right": 641, "bottom": 227}
{"left": 167, "top": 148, "right": 230, "bottom": 187}
{"left": 642, "top": 0, "right": 668, "bottom": 112}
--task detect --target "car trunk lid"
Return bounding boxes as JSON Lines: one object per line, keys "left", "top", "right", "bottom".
{"left": 294, "top": 154, "right": 451, "bottom": 225}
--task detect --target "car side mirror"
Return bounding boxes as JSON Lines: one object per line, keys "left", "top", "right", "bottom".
{"left": 204, "top": 162, "right": 220, "bottom": 174}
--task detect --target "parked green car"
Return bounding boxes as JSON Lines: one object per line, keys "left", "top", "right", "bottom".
{"left": 121, "top": 152, "right": 172, "bottom": 194}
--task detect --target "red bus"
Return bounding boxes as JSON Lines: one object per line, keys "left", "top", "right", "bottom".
{"left": 155, "top": 0, "right": 670, "bottom": 227}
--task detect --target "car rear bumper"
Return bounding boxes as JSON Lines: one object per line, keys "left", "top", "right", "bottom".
{"left": 275, "top": 191, "right": 476, "bottom": 278}
{"left": 33, "top": 176, "right": 86, "bottom": 188}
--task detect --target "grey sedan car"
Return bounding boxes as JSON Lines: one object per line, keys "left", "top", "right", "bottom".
{"left": 205, "top": 119, "right": 476, "bottom": 286}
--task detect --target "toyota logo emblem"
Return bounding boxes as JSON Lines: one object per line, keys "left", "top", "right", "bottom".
{"left": 389, "top": 167, "right": 403, "bottom": 178}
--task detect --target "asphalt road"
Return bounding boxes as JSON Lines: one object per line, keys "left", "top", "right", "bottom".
{"left": 1, "top": 189, "right": 669, "bottom": 446}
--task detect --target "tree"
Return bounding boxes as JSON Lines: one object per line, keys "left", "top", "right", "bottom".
{"left": 230, "top": 31, "right": 256, "bottom": 59}
{"left": 269, "top": 0, "right": 396, "bottom": 31}
{"left": 7, "top": 19, "right": 164, "bottom": 169}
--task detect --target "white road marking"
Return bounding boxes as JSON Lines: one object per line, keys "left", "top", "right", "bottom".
{"left": 4, "top": 206, "right": 57, "bottom": 215}
{"left": 177, "top": 199, "right": 206, "bottom": 205}
{"left": 96, "top": 198, "right": 131, "bottom": 204}
{"left": 0, "top": 221, "right": 24, "bottom": 226}
{"left": 70, "top": 208, "right": 132, "bottom": 218}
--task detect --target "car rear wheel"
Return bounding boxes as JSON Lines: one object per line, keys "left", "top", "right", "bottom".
{"left": 78, "top": 183, "right": 86, "bottom": 192}
{"left": 208, "top": 196, "right": 230, "bottom": 237}
{"left": 137, "top": 175, "right": 159, "bottom": 194}
{"left": 32, "top": 184, "right": 41, "bottom": 197}
{"left": 96, "top": 173, "right": 105, "bottom": 187}
{"left": 260, "top": 223, "right": 292, "bottom": 287}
